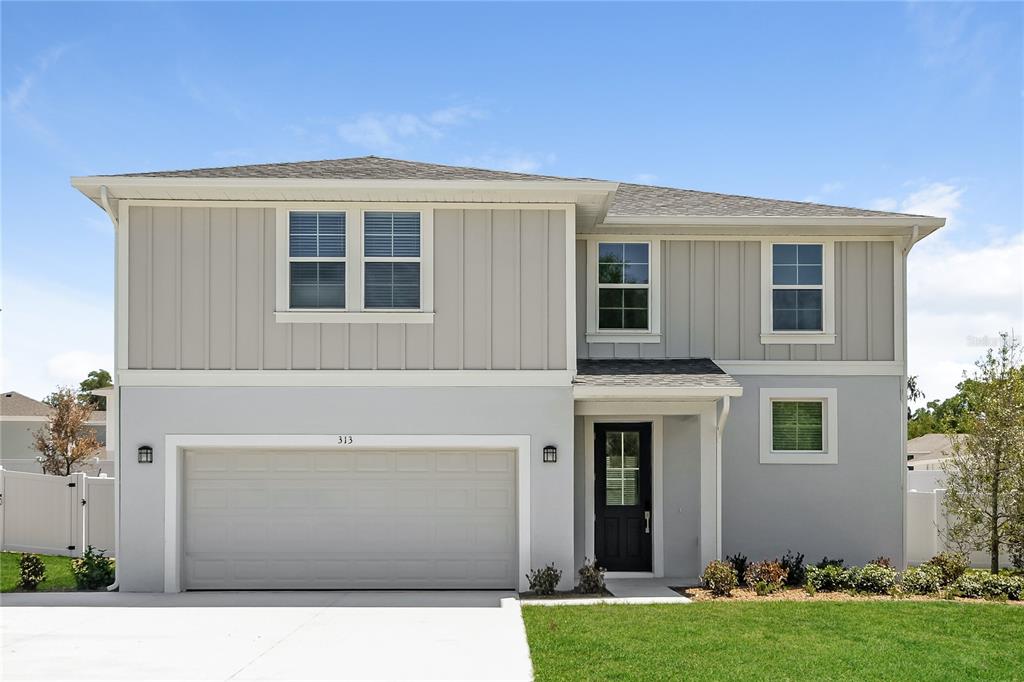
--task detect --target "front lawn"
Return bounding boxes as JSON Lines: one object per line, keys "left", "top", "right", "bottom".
{"left": 522, "top": 601, "right": 1024, "bottom": 681}
{"left": 0, "top": 552, "right": 77, "bottom": 592}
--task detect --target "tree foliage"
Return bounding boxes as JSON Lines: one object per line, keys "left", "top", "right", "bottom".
{"left": 940, "top": 333, "right": 1024, "bottom": 573}
{"left": 79, "top": 369, "right": 112, "bottom": 409}
{"left": 32, "top": 387, "right": 103, "bottom": 476}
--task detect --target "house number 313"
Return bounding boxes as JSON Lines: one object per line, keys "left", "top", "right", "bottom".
{"left": 337, "top": 436, "right": 354, "bottom": 445}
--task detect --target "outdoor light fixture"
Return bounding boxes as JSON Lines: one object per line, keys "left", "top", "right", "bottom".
{"left": 138, "top": 445, "right": 154, "bottom": 464}
{"left": 543, "top": 445, "right": 558, "bottom": 463}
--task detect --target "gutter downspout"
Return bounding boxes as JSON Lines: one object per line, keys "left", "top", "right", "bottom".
{"left": 716, "top": 396, "right": 731, "bottom": 561}
{"left": 899, "top": 225, "right": 920, "bottom": 570}
{"left": 99, "top": 185, "right": 121, "bottom": 592}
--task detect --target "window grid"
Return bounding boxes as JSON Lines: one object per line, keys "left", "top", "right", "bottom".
{"left": 605, "top": 430, "right": 640, "bottom": 506}
{"left": 771, "top": 243, "right": 823, "bottom": 332}
{"left": 363, "top": 211, "right": 422, "bottom": 310}
{"left": 288, "top": 211, "right": 346, "bottom": 310}
{"left": 597, "top": 242, "right": 651, "bottom": 331}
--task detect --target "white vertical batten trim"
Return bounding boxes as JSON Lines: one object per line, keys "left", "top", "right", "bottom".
{"left": 116, "top": 200, "right": 129, "bottom": 371}
{"left": 565, "top": 205, "right": 577, "bottom": 374}
{"left": 175, "top": 207, "right": 182, "bottom": 370}
{"left": 163, "top": 433, "right": 532, "bottom": 592}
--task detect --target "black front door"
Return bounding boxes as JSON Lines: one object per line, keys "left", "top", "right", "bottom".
{"left": 595, "top": 422, "right": 652, "bottom": 572}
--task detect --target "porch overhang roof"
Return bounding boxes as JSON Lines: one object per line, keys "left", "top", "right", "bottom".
{"left": 573, "top": 359, "right": 743, "bottom": 400}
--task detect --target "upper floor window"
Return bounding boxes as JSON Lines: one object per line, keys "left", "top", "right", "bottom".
{"left": 364, "top": 212, "right": 421, "bottom": 310}
{"left": 771, "top": 244, "right": 822, "bottom": 331}
{"left": 760, "top": 240, "right": 835, "bottom": 345}
{"left": 598, "top": 242, "right": 650, "bottom": 330}
{"left": 288, "top": 212, "right": 346, "bottom": 309}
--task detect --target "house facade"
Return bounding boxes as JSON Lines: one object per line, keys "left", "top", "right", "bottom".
{"left": 72, "top": 157, "right": 944, "bottom": 592}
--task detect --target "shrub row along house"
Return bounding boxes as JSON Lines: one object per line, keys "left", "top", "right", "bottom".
{"left": 70, "top": 156, "right": 945, "bottom": 592}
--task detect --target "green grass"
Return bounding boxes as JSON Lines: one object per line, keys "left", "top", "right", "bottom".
{"left": 522, "top": 601, "right": 1024, "bottom": 681}
{"left": 1, "top": 552, "right": 77, "bottom": 592}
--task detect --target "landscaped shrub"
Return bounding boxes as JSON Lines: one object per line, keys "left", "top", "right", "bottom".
{"left": 576, "top": 558, "right": 605, "bottom": 594}
{"left": 526, "top": 563, "right": 562, "bottom": 595}
{"left": 925, "top": 552, "right": 968, "bottom": 587}
{"left": 806, "top": 564, "right": 852, "bottom": 592}
{"left": 702, "top": 560, "right": 738, "bottom": 597}
{"left": 816, "top": 556, "right": 845, "bottom": 569}
{"left": 901, "top": 565, "right": 943, "bottom": 595}
{"left": 854, "top": 562, "right": 898, "bottom": 594}
{"left": 951, "top": 571, "right": 1024, "bottom": 600}
{"left": 744, "top": 560, "right": 788, "bottom": 595}
{"left": 726, "top": 553, "right": 749, "bottom": 586}
{"left": 71, "top": 546, "right": 115, "bottom": 590}
{"left": 18, "top": 554, "right": 46, "bottom": 590}
{"left": 780, "top": 550, "right": 806, "bottom": 587}
{"left": 869, "top": 556, "right": 892, "bottom": 568}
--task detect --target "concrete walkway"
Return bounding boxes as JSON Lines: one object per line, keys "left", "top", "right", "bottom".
{"left": 1, "top": 591, "right": 533, "bottom": 681}
{"left": 605, "top": 577, "right": 694, "bottom": 599}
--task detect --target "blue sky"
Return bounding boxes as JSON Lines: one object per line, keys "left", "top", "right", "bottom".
{"left": 2, "top": 1, "right": 1022, "bottom": 402}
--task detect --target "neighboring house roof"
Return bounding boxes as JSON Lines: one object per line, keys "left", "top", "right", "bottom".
{"left": 1, "top": 391, "right": 52, "bottom": 417}
{"left": 99, "top": 156, "right": 936, "bottom": 221}
{"left": 907, "top": 433, "right": 963, "bottom": 462}
{"left": 574, "top": 359, "right": 742, "bottom": 390}
{"left": 0, "top": 391, "right": 106, "bottom": 423}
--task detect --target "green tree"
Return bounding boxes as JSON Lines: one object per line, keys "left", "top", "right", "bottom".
{"left": 941, "top": 333, "right": 1024, "bottom": 573}
{"left": 79, "top": 369, "right": 112, "bottom": 409}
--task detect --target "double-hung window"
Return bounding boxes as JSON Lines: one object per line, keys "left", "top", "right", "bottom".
{"left": 597, "top": 242, "right": 650, "bottom": 330}
{"left": 761, "top": 241, "right": 834, "bottom": 344}
{"left": 759, "top": 388, "right": 838, "bottom": 464}
{"left": 288, "top": 211, "right": 346, "bottom": 309}
{"left": 363, "top": 212, "right": 421, "bottom": 310}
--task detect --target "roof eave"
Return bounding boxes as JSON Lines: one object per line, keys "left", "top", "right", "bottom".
{"left": 573, "top": 385, "right": 744, "bottom": 400}
{"left": 602, "top": 214, "right": 946, "bottom": 229}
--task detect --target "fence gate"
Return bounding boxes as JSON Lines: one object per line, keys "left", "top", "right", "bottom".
{"left": 0, "top": 469, "right": 114, "bottom": 557}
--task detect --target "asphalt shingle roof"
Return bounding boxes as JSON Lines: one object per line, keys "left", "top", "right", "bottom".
{"left": 109, "top": 156, "right": 934, "bottom": 220}
{"left": 574, "top": 359, "right": 741, "bottom": 389}
{"left": 1, "top": 391, "right": 52, "bottom": 417}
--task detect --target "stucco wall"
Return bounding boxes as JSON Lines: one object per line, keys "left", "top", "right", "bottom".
{"left": 118, "top": 385, "right": 574, "bottom": 592}
{"left": 722, "top": 374, "right": 904, "bottom": 566}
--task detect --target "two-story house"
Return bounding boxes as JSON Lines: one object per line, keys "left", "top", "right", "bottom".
{"left": 72, "top": 157, "right": 944, "bottom": 592}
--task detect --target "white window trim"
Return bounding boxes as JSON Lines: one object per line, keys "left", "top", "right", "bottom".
{"left": 585, "top": 239, "right": 662, "bottom": 344}
{"left": 759, "top": 387, "right": 838, "bottom": 465}
{"left": 760, "top": 239, "right": 835, "bottom": 345}
{"left": 275, "top": 205, "right": 434, "bottom": 324}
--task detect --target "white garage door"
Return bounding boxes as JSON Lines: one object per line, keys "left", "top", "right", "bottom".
{"left": 183, "top": 448, "right": 517, "bottom": 590}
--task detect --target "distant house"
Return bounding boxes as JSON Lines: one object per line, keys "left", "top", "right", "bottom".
{"left": 0, "top": 391, "right": 110, "bottom": 475}
{"left": 906, "top": 433, "right": 962, "bottom": 472}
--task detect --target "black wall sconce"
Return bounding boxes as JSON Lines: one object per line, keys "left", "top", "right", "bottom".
{"left": 543, "top": 445, "right": 558, "bottom": 463}
{"left": 138, "top": 445, "right": 154, "bottom": 464}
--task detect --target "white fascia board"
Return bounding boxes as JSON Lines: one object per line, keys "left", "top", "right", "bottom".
{"left": 118, "top": 369, "right": 573, "bottom": 387}
{"left": 572, "top": 385, "right": 743, "bottom": 400}
{"left": 601, "top": 215, "right": 946, "bottom": 229}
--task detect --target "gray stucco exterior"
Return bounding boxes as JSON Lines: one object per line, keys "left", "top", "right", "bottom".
{"left": 119, "top": 385, "right": 574, "bottom": 592}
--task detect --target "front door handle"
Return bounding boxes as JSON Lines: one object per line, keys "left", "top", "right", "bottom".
{"left": 644, "top": 510, "right": 651, "bottom": 534}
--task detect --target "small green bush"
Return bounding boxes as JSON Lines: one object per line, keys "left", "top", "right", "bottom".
{"left": 869, "top": 556, "right": 893, "bottom": 568}
{"left": 806, "top": 564, "right": 852, "bottom": 592}
{"left": 18, "top": 554, "right": 46, "bottom": 590}
{"left": 901, "top": 565, "right": 943, "bottom": 595}
{"left": 744, "top": 560, "right": 788, "bottom": 594}
{"left": 854, "top": 562, "right": 898, "bottom": 594}
{"left": 925, "top": 552, "right": 968, "bottom": 587}
{"left": 71, "top": 546, "right": 116, "bottom": 591}
{"left": 780, "top": 550, "right": 806, "bottom": 587}
{"left": 950, "top": 571, "right": 987, "bottom": 599}
{"left": 702, "top": 560, "right": 738, "bottom": 597}
{"left": 575, "top": 558, "right": 605, "bottom": 594}
{"left": 951, "top": 571, "right": 1024, "bottom": 600}
{"left": 726, "top": 553, "right": 749, "bottom": 586}
{"left": 816, "top": 556, "right": 845, "bottom": 569}
{"left": 526, "top": 563, "right": 562, "bottom": 595}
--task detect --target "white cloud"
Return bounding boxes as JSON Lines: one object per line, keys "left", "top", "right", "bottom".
{"left": 899, "top": 181, "right": 1023, "bottom": 404}
{"left": 457, "top": 152, "right": 556, "bottom": 174}
{"left": 337, "top": 105, "right": 487, "bottom": 151}
{"left": 0, "top": 276, "right": 113, "bottom": 401}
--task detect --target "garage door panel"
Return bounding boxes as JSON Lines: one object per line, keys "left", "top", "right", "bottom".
{"left": 183, "top": 448, "right": 516, "bottom": 589}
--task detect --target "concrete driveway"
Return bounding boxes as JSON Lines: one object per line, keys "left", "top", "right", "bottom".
{"left": 1, "top": 591, "right": 533, "bottom": 681}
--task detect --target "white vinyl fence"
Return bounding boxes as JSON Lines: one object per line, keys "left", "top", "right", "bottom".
{"left": 0, "top": 469, "right": 114, "bottom": 557}
{"left": 907, "top": 473, "right": 1007, "bottom": 568}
